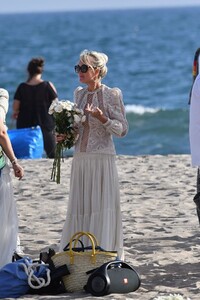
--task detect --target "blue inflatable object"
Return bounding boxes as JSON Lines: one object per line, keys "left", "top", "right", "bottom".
{"left": 8, "top": 126, "right": 44, "bottom": 159}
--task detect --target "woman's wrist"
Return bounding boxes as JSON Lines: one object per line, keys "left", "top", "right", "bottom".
{"left": 10, "top": 158, "right": 18, "bottom": 165}
{"left": 98, "top": 115, "right": 108, "bottom": 124}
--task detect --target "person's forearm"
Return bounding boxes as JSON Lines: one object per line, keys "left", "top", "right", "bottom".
{"left": 12, "top": 100, "right": 20, "bottom": 119}
{"left": 0, "top": 132, "right": 16, "bottom": 162}
{"left": 97, "top": 114, "right": 108, "bottom": 124}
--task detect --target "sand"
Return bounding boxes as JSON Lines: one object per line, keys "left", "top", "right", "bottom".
{"left": 8, "top": 154, "right": 200, "bottom": 300}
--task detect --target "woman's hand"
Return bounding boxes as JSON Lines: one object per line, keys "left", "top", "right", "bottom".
{"left": 12, "top": 161, "right": 24, "bottom": 180}
{"left": 12, "top": 112, "right": 19, "bottom": 119}
{"left": 55, "top": 133, "right": 67, "bottom": 143}
{"left": 86, "top": 104, "right": 107, "bottom": 123}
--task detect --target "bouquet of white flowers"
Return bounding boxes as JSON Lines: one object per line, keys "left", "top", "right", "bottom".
{"left": 49, "top": 99, "right": 86, "bottom": 184}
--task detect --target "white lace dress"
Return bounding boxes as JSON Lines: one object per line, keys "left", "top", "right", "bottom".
{"left": 0, "top": 88, "right": 18, "bottom": 268}
{"left": 59, "top": 84, "right": 128, "bottom": 259}
{"left": 0, "top": 162, "right": 18, "bottom": 268}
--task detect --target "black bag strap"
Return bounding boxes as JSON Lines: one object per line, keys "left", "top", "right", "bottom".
{"left": 63, "top": 239, "right": 85, "bottom": 251}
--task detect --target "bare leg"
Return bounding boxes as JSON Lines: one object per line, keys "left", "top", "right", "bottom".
{"left": 194, "top": 168, "right": 200, "bottom": 224}
{"left": 197, "top": 168, "right": 200, "bottom": 193}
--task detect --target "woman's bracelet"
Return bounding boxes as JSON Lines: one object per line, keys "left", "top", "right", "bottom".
{"left": 11, "top": 159, "right": 18, "bottom": 165}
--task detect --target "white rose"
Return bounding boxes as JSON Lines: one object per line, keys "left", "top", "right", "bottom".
{"left": 48, "top": 99, "right": 59, "bottom": 114}
{"left": 66, "top": 104, "right": 73, "bottom": 111}
{"left": 55, "top": 103, "right": 63, "bottom": 113}
{"left": 81, "top": 115, "right": 86, "bottom": 122}
{"left": 74, "top": 114, "right": 81, "bottom": 123}
{"left": 48, "top": 108, "right": 54, "bottom": 115}
{"left": 62, "top": 100, "right": 73, "bottom": 111}
{"left": 74, "top": 107, "right": 82, "bottom": 114}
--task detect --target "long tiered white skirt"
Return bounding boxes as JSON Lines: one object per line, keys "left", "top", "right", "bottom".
{"left": 0, "top": 163, "right": 18, "bottom": 268}
{"left": 59, "top": 153, "right": 124, "bottom": 259}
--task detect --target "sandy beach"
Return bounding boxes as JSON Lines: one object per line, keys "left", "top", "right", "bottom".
{"left": 8, "top": 154, "right": 200, "bottom": 300}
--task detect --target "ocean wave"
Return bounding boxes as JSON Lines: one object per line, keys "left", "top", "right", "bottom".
{"left": 125, "top": 104, "right": 160, "bottom": 115}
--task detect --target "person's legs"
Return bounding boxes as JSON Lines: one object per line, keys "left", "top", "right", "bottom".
{"left": 41, "top": 128, "right": 56, "bottom": 158}
{"left": 194, "top": 168, "right": 200, "bottom": 224}
{"left": 197, "top": 168, "right": 200, "bottom": 193}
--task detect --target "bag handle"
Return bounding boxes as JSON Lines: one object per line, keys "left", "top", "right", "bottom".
{"left": 20, "top": 258, "right": 51, "bottom": 289}
{"left": 69, "top": 232, "right": 99, "bottom": 263}
{"left": 63, "top": 238, "right": 85, "bottom": 252}
{"left": 74, "top": 232, "right": 99, "bottom": 247}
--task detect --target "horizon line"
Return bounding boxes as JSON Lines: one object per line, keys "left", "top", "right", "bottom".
{"left": 0, "top": 4, "right": 200, "bottom": 15}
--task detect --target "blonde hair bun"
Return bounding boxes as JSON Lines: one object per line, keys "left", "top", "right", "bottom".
{"left": 80, "top": 49, "right": 108, "bottom": 79}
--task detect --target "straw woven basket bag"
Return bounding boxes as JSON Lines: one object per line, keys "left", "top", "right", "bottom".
{"left": 51, "top": 231, "right": 118, "bottom": 292}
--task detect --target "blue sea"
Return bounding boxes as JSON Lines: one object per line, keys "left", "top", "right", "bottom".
{"left": 0, "top": 6, "right": 199, "bottom": 155}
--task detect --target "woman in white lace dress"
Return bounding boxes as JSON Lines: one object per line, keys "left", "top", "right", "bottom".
{"left": 0, "top": 88, "right": 24, "bottom": 268}
{"left": 59, "top": 50, "right": 128, "bottom": 259}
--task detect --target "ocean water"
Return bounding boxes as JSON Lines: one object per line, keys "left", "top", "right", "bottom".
{"left": 0, "top": 6, "right": 199, "bottom": 155}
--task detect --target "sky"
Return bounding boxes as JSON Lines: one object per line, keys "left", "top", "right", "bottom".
{"left": 1, "top": 0, "right": 200, "bottom": 13}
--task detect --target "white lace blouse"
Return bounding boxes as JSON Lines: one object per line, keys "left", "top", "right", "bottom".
{"left": 74, "top": 84, "right": 128, "bottom": 155}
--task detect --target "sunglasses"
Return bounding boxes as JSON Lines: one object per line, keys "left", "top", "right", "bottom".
{"left": 74, "top": 64, "right": 90, "bottom": 73}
